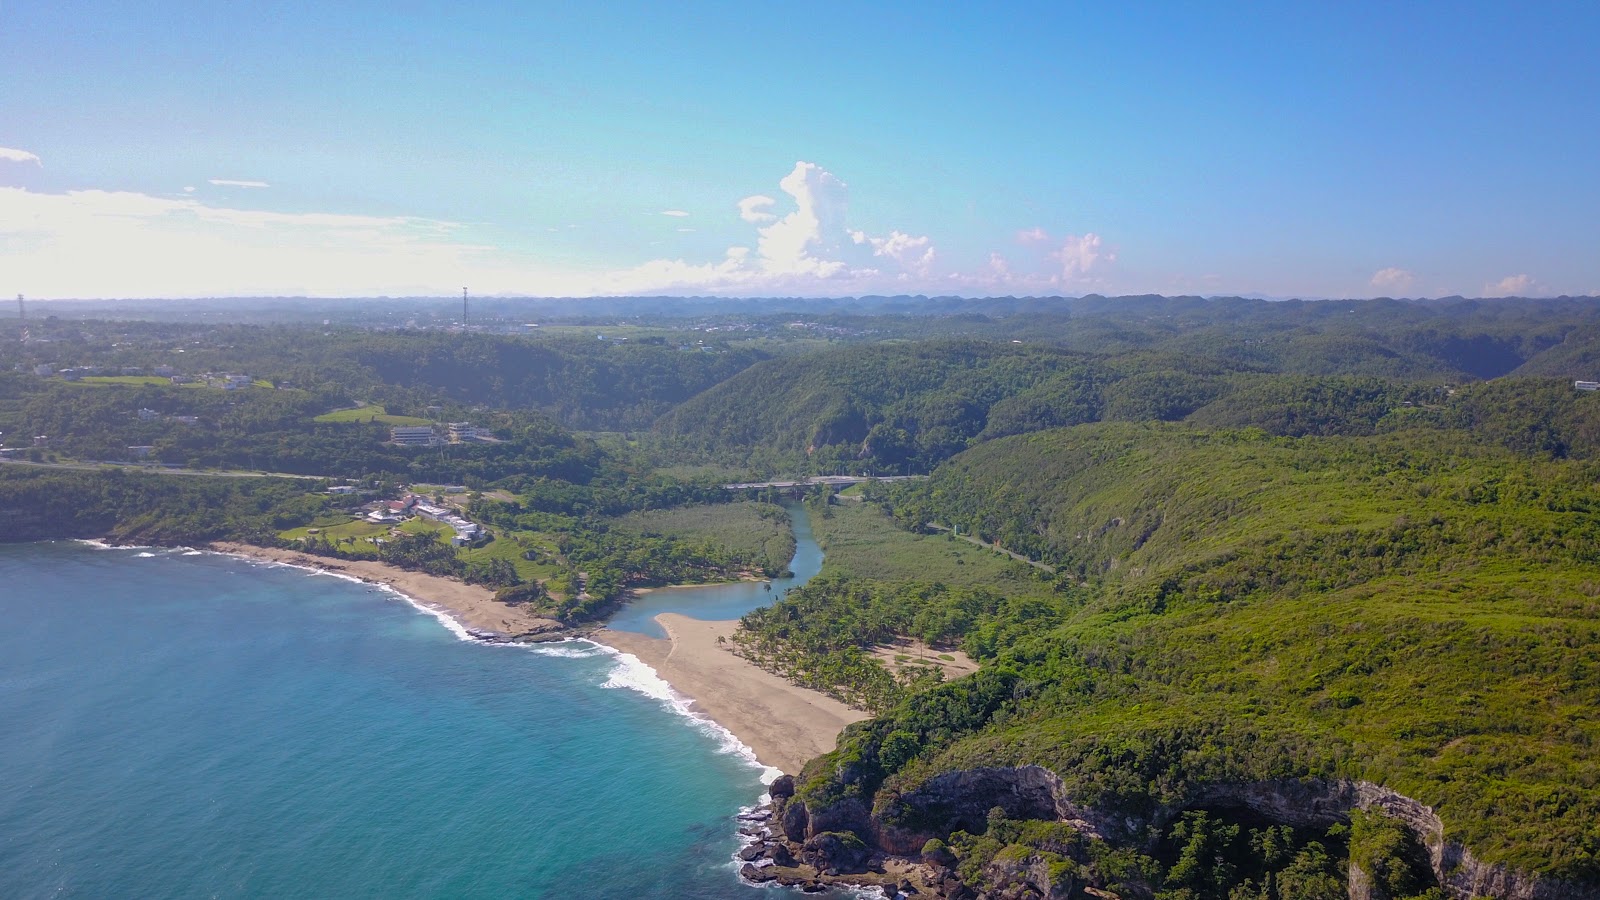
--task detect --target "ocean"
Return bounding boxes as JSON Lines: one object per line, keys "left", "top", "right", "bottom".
{"left": 0, "top": 519, "right": 850, "bottom": 899}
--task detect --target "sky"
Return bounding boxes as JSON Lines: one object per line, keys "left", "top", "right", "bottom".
{"left": 2, "top": 1, "right": 1598, "bottom": 300}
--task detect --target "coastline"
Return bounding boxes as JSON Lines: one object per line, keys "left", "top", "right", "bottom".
{"left": 597, "top": 613, "right": 869, "bottom": 776}
{"left": 206, "top": 542, "right": 568, "bottom": 640}
{"left": 205, "top": 543, "right": 863, "bottom": 775}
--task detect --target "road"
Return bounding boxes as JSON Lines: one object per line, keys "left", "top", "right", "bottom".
{"left": 923, "top": 522, "right": 1057, "bottom": 574}
{"left": 0, "top": 457, "right": 328, "bottom": 480}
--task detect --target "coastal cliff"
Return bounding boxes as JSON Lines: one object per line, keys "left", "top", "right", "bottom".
{"left": 739, "top": 766, "right": 1600, "bottom": 899}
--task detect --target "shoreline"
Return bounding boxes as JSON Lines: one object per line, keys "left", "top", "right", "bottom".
{"left": 206, "top": 542, "right": 569, "bottom": 640}
{"left": 596, "top": 613, "right": 869, "bottom": 776}
{"left": 204, "top": 542, "right": 862, "bottom": 776}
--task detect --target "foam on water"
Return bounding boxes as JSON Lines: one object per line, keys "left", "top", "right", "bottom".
{"left": 1, "top": 542, "right": 802, "bottom": 899}
{"left": 597, "top": 645, "right": 782, "bottom": 784}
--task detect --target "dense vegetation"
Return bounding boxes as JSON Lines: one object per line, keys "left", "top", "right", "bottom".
{"left": 10, "top": 295, "right": 1600, "bottom": 895}
{"left": 775, "top": 422, "right": 1600, "bottom": 894}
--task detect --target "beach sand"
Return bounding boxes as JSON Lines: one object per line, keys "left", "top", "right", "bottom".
{"left": 598, "top": 613, "right": 869, "bottom": 775}
{"left": 208, "top": 542, "right": 566, "bottom": 638}
{"left": 208, "top": 544, "right": 864, "bottom": 775}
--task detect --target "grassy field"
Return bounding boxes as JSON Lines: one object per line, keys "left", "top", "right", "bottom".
{"left": 279, "top": 515, "right": 390, "bottom": 549}
{"left": 75, "top": 375, "right": 178, "bottom": 386}
{"left": 312, "top": 405, "right": 431, "bottom": 426}
{"left": 608, "top": 500, "right": 795, "bottom": 573}
{"left": 810, "top": 499, "right": 1057, "bottom": 599}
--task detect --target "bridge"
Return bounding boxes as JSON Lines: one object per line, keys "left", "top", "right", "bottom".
{"left": 722, "top": 474, "right": 927, "bottom": 490}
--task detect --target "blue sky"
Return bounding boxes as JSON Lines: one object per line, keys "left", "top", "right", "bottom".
{"left": 2, "top": 1, "right": 1597, "bottom": 299}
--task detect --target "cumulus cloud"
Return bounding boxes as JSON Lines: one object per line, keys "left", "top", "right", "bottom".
{"left": 1052, "top": 233, "right": 1107, "bottom": 280}
{"left": 614, "top": 164, "right": 1123, "bottom": 296}
{"left": 737, "top": 194, "right": 776, "bottom": 224}
{"left": 1370, "top": 267, "right": 1416, "bottom": 292}
{"left": 3, "top": 158, "right": 1119, "bottom": 299}
{"left": 851, "top": 228, "right": 936, "bottom": 276}
{"left": 1485, "top": 273, "right": 1538, "bottom": 296}
{"left": 749, "top": 162, "right": 855, "bottom": 277}
{"left": 0, "top": 147, "right": 42, "bottom": 166}
{"left": 660, "top": 209, "right": 689, "bottom": 217}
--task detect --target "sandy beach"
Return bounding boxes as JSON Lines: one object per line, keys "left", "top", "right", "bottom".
{"left": 598, "top": 613, "right": 869, "bottom": 775}
{"left": 208, "top": 542, "right": 567, "bottom": 638}
{"left": 208, "top": 544, "right": 863, "bottom": 775}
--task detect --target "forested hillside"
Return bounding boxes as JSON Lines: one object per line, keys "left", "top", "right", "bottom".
{"left": 761, "top": 423, "right": 1600, "bottom": 896}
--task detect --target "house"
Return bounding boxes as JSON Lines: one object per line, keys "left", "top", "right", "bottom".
{"left": 1576, "top": 381, "right": 1600, "bottom": 392}
{"left": 222, "top": 374, "right": 253, "bottom": 390}
{"left": 153, "top": 365, "right": 176, "bottom": 377}
{"left": 137, "top": 408, "right": 159, "bottom": 421}
{"left": 32, "top": 365, "right": 52, "bottom": 377}
{"left": 327, "top": 485, "right": 357, "bottom": 495}
{"left": 172, "top": 416, "right": 200, "bottom": 425}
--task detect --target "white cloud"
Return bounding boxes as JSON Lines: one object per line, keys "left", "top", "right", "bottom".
{"left": 615, "top": 163, "right": 1121, "bottom": 296}
{"left": 737, "top": 194, "right": 776, "bottom": 224}
{"left": 1484, "top": 273, "right": 1538, "bottom": 296}
{"left": 1370, "top": 267, "right": 1416, "bottom": 292}
{"left": 208, "top": 179, "right": 269, "bottom": 188}
{"left": 0, "top": 147, "right": 41, "bottom": 165}
{"left": 2, "top": 159, "right": 1120, "bottom": 299}
{"left": 750, "top": 162, "right": 852, "bottom": 277}
{"left": 851, "top": 228, "right": 936, "bottom": 276}
{"left": 182, "top": 186, "right": 196, "bottom": 193}
{"left": 1052, "top": 233, "right": 1109, "bottom": 280}
{"left": 660, "top": 209, "right": 689, "bottom": 217}
{"left": 0, "top": 186, "right": 520, "bottom": 297}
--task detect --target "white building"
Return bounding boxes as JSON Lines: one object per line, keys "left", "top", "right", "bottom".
{"left": 390, "top": 425, "right": 442, "bottom": 446}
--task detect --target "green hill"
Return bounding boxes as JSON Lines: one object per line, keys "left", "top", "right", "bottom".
{"left": 761, "top": 423, "right": 1600, "bottom": 894}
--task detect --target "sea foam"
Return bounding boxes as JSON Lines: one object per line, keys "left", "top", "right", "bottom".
{"left": 597, "top": 646, "right": 781, "bottom": 784}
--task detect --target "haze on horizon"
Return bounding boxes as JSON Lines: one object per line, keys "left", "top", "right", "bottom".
{"left": 2, "top": 2, "right": 1596, "bottom": 302}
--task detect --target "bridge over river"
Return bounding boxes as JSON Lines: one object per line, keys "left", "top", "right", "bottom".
{"left": 722, "top": 474, "right": 927, "bottom": 490}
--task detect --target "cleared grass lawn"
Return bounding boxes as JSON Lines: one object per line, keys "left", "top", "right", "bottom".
{"left": 313, "top": 405, "right": 431, "bottom": 426}
{"left": 279, "top": 517, "right": 390, "bottom": 543}
{"left": 73, "top": 375, "right": 175, "bottom": 386}
{"left": 608, "top": 501, "right": 795, "bottom": 572}
{"left": 458, "top": 531, "right": 566, "bottom": 584}
{"left": 810, "top": 499, "right": 1056, "bottom": 599}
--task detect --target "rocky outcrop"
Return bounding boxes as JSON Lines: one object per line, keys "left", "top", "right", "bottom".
{"left": 802, "top": 831, "right": 870, "bottom": 874}
{"left": 874, "top": 765, "right": 1117, "bottom": 856}
{"left": 1190, "top": 779, "right": 1600, "bottom": 900}
{"left": 768, "top": 766, "right": 1600, "bottom": 900}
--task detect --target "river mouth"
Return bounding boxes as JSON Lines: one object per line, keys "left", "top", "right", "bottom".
{"left": 602, "top": 502, "right": 822, "bottom": 638}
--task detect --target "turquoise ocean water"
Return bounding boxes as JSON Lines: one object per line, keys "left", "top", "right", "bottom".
{"left": 0, "top": 508, "right": 850, "bottom": 899}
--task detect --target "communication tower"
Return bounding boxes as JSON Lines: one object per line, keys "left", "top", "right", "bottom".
{"left": 462, "top": 287, "right": 469, "bottom": 328}
{"left": 16, "top": 294, "right": 26, "bottom": 344}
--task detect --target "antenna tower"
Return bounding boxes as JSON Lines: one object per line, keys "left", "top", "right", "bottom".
{"left": 16, "top": 294, "right": 26, "bottom": 344}
{"left": 462, "top": 287, "right": 469, "bottom": 328}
